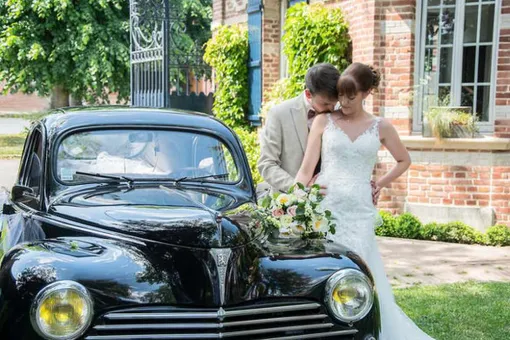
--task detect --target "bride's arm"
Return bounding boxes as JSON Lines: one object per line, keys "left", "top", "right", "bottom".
{"left": 377, "top": 118, "right": 411, "bottom": 190}
{"left": 294, "top": 114, "right": 328, "bottom": 186}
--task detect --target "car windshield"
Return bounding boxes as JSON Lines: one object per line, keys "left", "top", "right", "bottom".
{"left": 56, "top": 129, "right": 240, "bottom": 184}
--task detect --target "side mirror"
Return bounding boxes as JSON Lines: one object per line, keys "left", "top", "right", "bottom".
{"left": 11, "top": 185, "right": 35, "bottom": 202}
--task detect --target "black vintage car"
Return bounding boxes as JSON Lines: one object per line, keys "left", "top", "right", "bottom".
{"left": 0, "top": 107, "right": 380, "bottom": 340}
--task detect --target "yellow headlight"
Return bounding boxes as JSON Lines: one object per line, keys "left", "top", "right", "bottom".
{"left": 325, "top": 269, "right": 374, "bottom": 323}
{"left": 31, "top": 281, "right": 93, "bottom": 340}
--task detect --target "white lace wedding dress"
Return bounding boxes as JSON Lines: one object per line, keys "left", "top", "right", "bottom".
{"left": 316, "top": 114, "right": 434, "bottom": 340}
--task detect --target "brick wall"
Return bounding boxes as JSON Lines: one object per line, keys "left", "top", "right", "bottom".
{"left": 308, "top": 0, "right": 416, "bottom": 134}
{"left": 376, "top": 149, "right": 510, "bottom": 226}
{"left": 262, "top": 0, "right": 281, "bottom": 101}
{"left": 0, "top": 91, "right": 50, "bottom": 113}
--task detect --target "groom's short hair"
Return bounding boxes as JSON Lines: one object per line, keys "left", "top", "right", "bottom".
{"left": 305, "top": 63, "right": 340, "bottom": 99}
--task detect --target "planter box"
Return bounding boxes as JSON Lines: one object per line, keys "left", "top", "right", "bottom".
{"left": 422, "top": 106, "right": 476, "bottom": 138}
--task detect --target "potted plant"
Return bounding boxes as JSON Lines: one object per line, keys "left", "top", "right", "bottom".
{"left": 423, "top": 106, "right": 478, "bottom": 139}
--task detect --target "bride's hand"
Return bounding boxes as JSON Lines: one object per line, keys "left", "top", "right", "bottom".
{"left": 308, "top": 174, "right": 327, "bottom": 196}
{"left": 371, "top": 180, "right": 381, "bottom": 205}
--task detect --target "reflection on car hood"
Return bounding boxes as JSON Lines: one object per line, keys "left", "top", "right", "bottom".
{"left": 49, "top": 186, "right": 258, "bottom": 248}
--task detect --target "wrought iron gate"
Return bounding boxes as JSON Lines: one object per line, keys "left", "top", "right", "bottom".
{"left": 130, "top": 0, "right": 214, "bottom": 113}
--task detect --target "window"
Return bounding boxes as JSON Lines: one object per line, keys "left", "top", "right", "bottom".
{"left": 19, "top": 128, "right": 43, "bottom": 207}
{"left": 415, "top": 0, "right": 500, "bottom": 132}
{"left": 56, "top": 129, "right": 240, "bottom": 185}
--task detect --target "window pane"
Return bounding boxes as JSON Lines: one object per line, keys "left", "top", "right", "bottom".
{"left": 441, "top": 8, "right": 456, "bottom": 44}
{"left": 439, "top": 86, "right": 451, "bottom": 105}
{"left": 440, "top": 47, "right": 453, "bottom": 83}
{"left": 462, "top": 46, "right": 476, "bottom": 83}
{"left": 424, "top": 48, "right": 438, "bottom": 74}
{"left": 463, "top": 5, "right": 478, "bottom": 43}
{"left": 428, "top": 0, "right": 440, "bottom": 5}
{"left": 461, "top": 86, "right": 474, "bottom": 110}
{"left": 480, "top": 5, "right": 495, "bottom": 43}
{"left": 478, "top": 46, "right": 492, "bottom": 82}
{"left": 476, "top": 86, "right": 490, "bottom": 122}
{"left": 443, "top": 0, "right": 456, "bottom": 5}
{"left": 426, "top": 8, "right": 440, "bottom": 46}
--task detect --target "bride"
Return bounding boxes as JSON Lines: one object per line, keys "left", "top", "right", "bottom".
{"left": 295, "top": 62, "right": 434, "bottom": 339}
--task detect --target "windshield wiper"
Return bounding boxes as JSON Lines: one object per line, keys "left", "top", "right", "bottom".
{"left": 175, "top": 173, "right": 230, "bottom": 183}
{"left": 75, "top": 171, "right": 135, "bottom": 188}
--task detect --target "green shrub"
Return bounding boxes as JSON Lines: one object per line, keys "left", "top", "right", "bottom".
{"left": 375, "top": 211, "right": 398, "bottom": 237}
{"left": 233, "top": 127, "right": 262, "bottom": 185}
{"left": 204, "top": 25, "right": 249, "bottom": 129}
{"left": 420, "top": 222, "right": 442, "bottom": 241}
{"left": 261, "top": 3, "right": 351, "bottom": 118}
{"left": 486, "top": 225, "right": 510, "bottom": 246}
{"left": 395, "top": 213, "right": 422, "bottom": 239}
{"left": 421, "top": 221, "right": 485, "bottom": 245}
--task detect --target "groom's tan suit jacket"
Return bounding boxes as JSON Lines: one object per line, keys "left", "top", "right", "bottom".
{"left": 257, "top": 95, "right": 309, "bottom": 194}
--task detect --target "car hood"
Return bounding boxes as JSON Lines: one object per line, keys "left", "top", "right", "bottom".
{"left": 2, "top": 236, "right": 367, "bottom": 308}
{"left": 49, "top": 186, "right": 258, "bottom": 248}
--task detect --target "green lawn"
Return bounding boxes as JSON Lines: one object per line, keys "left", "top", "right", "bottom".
{"left": 395, "top": 281, "right": 510, "bottom": 340}
{"left": 0, "top": 133, "right": 26, "bottom": 159}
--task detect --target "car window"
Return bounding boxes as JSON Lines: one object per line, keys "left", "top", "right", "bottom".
{"left": 22, "top": 129, "right": 43, "bottom": 196}
{"left": 56, "top": 129, "right": 240, "bottom": 184}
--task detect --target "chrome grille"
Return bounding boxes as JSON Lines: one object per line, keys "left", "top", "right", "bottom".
{"left": 85, "top": 301, "right": 358, "bottom": 340}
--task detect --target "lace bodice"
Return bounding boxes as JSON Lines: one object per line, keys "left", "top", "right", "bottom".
{"left": 320, "top": 114, "right": 382, "bottom": 183}
{"left": 316, "top": 114, "right": 383, "bottom": 259}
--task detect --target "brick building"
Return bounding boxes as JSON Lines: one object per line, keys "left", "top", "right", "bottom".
{"left": 213, "top": 0, "right": 510, "bottom": 228}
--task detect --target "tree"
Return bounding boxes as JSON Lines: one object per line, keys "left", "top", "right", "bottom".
{"left": 0, "top": 0, "right": 212, "bottom": 108}
{"left": 0, "top": 0, "right": 131, "bottom": 107}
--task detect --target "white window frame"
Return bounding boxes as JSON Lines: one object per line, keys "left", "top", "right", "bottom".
{"left": 413, "top": 0, "right": 502, "bottom": 134}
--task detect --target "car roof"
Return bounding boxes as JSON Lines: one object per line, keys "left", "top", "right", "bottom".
{"left": 41, "top": 106, "right": 234, "bottom": 138}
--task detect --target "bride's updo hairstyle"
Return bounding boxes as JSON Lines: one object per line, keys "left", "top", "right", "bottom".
{"left": 336, "top": 62, "right": 381, "bottom": 98}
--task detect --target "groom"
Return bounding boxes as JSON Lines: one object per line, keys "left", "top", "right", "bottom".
{"left": 257, "top": 63, "right": 340, "bottom": 195}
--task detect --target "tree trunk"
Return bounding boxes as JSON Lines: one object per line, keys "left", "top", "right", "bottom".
{"left": 50, "top": 85, "right": 70, "bottom": 109}
{"left": 70, "top": 94, "right": 83, "bottom": 107}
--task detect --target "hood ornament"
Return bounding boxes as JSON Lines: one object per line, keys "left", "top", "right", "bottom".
{"left": 210, "top": 248, "right": 232, "bottom": 305}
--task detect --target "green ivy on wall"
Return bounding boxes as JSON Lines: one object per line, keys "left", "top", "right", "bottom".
{"left": 204, "top": 25, "right": 249, "bottom": 129}
{"left": 262, "top": 3, "right": 351, "bottom": 118}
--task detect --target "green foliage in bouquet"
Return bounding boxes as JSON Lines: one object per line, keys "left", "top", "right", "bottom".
{"left": 254, "top": 183, "right": 336, "bottom": 240}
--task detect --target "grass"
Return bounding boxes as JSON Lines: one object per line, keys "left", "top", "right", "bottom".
{"left": 0, "top": 133, "right": 26, "bottom": 159}
{"left": 395, "top": 281, "right": 510, "bottom": 340}
{"left": 0, "top": 112, "right": 49, "bottom": 120}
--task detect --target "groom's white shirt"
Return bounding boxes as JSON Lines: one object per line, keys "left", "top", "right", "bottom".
{"left": 257, "top": 94, "right": 309, "bottom": 193}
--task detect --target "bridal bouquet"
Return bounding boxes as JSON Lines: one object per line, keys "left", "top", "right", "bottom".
{"left": 253, "top": 183, "right": 336, "bottom": 240}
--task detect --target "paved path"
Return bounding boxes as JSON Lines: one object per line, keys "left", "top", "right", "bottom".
{"left": 0, "top": 118, "right": 29, "bottom": 135}
{"left": 378, "top": 237, "right": 510, "bottom": 288}
{"left": 0, "top": 159, "right": 19, "bottom": 190}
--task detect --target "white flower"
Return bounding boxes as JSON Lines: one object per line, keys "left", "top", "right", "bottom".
{"left": 290, "top": 222, "right": 305, "bottom": 235}
{"left": 289, "top": 194, "right": 298, "bottom": 201}
{"left": 309, "top": 194, "right": 318, "bottom": 203}
{"left": 294, "top": 189, "right": 307, "bottom": 199}
{"left": 315, "top": 205, "right": 325, "bottom": 214}
{"left": 280, "top": 214, "right": 293, "bottom": 227}
{"left": 279, "top": 226, "right": 293, "bottom": 238}
{"left": 276, "top": 194, "right": 291, "bottom": 207}
{"left": 312, "top": 217, "right": 329, "bottom": 233}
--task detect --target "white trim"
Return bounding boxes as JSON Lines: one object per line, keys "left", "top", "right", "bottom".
{"left": 501, "top": 13, "right": 510, "bottom": 29}
{"left": 495, "top": 106, "right": 510, "bottom": 119}
{"left": 413, "top": 0, "right": 424, "bottom": 133}
{"left": 381, "top": 106, "right": 410, "bottom": 119}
